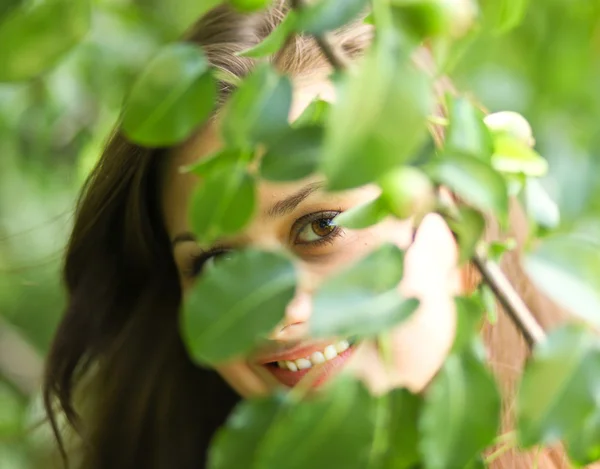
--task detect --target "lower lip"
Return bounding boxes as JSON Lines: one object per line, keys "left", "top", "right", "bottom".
{"left": 262, "top": 345, "right": 356, "bottom": 388}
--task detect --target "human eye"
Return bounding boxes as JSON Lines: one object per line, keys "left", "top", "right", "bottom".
{"left": 292, "top": 210, "right": 343, "bottom": 247}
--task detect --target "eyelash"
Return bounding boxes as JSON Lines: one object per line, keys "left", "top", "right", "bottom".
{"left": 185, "top": 210, "right": 344, "bottom": 278}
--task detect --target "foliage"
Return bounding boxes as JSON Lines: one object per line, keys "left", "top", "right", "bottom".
{"left": 1, "top": 0, "right": 599, "bottom": 468}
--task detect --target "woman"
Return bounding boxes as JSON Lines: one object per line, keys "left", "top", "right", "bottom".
{"left": 43, "top": 2, "right": 579, "bottom": 468}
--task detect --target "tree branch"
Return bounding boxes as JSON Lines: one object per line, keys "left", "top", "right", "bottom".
{"left": 473, "top": 252, "right": 546, "bottom": 348}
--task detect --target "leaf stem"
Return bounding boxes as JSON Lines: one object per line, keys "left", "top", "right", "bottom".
{"left": 289, "top": 0, "right": 351, "bottom": 70}
{"left": 472, "top": 251, "right": 546, "bottom": 348}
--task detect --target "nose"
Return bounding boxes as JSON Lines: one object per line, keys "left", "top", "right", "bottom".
{"left": 270, "top": 290, "right": 312, "bottom": 341}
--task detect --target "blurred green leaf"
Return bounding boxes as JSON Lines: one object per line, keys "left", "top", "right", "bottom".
{"left": 524, "top": 178, "right": 560, "bottom": 229}
{"left": 379, "top": 388, "right": 423, "bottom": 469}
{"left": 452, "top": 296, "right": 484, "bottom": 354}
{"left": 296, "top": 0, "right": 369, "bottom": 35}
{"left": 480, "top": 0, "right": 530, "bottom": 33}
{"left": 181, "top": 249, "right": 295, "bottom": 364}
{"left": 221, "top": 64, "right": 292, "bottom": 148}
{"left": 565, "top": 409, "right": 600, "bottom": 466}
{"left": 292, "top": 98, "right": 330, "bottom": 128}
{"left": 446, "top": 206, "right": 485, "bottom": 263}
{"left": 260, "top": 125, "right": 323, "bottom": 181}
{"left": 517, "top": 325, "right": 600, "bottom": 447}
{"left": 255, "top": 377, "right": 377, "bottom": 469}
{"left": 230, "top": 0, "right": 273, "bottom": 13}
{"left": 491, "top": 136, "right": 548, "bottom": 177}
{"left": 0, "top": 0, "right": 90, "bottom": 82}
{"left": 426, "top": 152, "right": 509, "bottom": 220}
{"left": 238, "top": 11, "right": 297, "bottom": 57}
{"left": 334, "top": 196, "right": 390, "bottom": 229}
{"left": 208, "top": 395, "right": 283, "bottom": 469}
{"left": 390, "top": 0, "right": 456, "bottom": 40}
{"left": 446, "top": 97, "right": 493, "bottom": 161}
{"left": 185, "top": 148, "right": 249, "bottom": 177}
{"left": 524, "top": 235, "right": 600, "bottom": 327}
{"left": 189, "top": 163, "right": 256, "bottom": 244}
{"left": 122, "top": 43, "right": 215, "bottom": 146}
{"left": 420, "top": 348, "right": 501, "bottom": 469}
{"left": 0, "top": 381, "right": 24, "bottom": 437}
{"left": 311, "top": 244, "right": 419, "bottom": 338}
{"left": 321, "top": 30, "right": 432, "bottom": 190}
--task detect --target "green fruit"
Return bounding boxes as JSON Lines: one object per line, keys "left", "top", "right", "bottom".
{"left": 379, "top": 166, "right": 436, "bottom": 219}
{"left": 391, "top": 0, "right": 477, "bottom": 39}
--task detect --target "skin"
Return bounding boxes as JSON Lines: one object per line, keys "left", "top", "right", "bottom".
{"left": 162, "top": 77, "right": 462, "bottom": 397}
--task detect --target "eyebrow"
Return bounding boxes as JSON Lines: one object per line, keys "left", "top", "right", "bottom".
{"left": 266, "top": 181, "right": 323, "bottom": 218}
{"left": 171, "top": 181, "right": 324, "bottom": 247}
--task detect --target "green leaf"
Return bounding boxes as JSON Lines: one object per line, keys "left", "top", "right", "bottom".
{"left": 524, "top": 235, "right": 600, "bottom": 328}
{"left": 452, "top": 297, "right": 485, "bottom": 354}
{"left": 189, "top": 164, "right": 256, "bottom": 244}
{"left": 238, "top": 11, "right": 297, "bottom": 57}
{"left": 208, "top": 395, "right": 283, "bottom": 469}
{"left": 334, "top": 196, "right": 390, "bottom": 229}
{"left": 491, "top": 136, "right": 548, "bottom": 177}
{"left": 445, "top": 97, "right": 493, "bottom": 161}
{"left": 155, "top": 0, "right": 221, "bottom": 38}
{"left": 230, "top": 0, "right": 273, "bottom": 12}
{"left": 516, "top": 325, "right": 600, "bottom": 447}
{"left": 524, "top": 178, "right": 560, "bottom": 229}
{"left": 292, "top": 98, "right": 331, "bottom": 128}
{"left": 420, "top": 350, "right": 501, "bottom": 469}
{"left": 565, "top": 409, "right": 600, "bottom": 466}
{"left": 260, "top": 126, "right": 323, "bottom": 181}
{"left": 254, "top": 377, "right": 377, "bottom": 469}
{"left": 181, "top": 249, "right": 296, "bottom": 364}
{"left": 321, "top": 30, "right": 432, "bottom": 190}
{"left": 296, "top": 0, "right": 369, "bottom": 35}
{"left": 446, "top": 206, "right": 486, "bottom": 263}
{"left": 480, "top": 0, "right": 530, "bottom": 33}
{"left": 311, "top": 244, "right": 419, "bottom": 338}
{"left": 221, "top": 64, "right": 292, "bottom": 148}
{"left": 184, "top": 148, "right": 248, "bottom": 177}
{"left": 379, "top": 389, "right": 423, "bottom": 469}
{"left": 0, "top": 0, "right": 90, "bottom": 82}
{"left": 487, "top": 238, "right": 516, "bottom": 263}
{"left": 122, "top": 43, "right": 216, "bottom": 146}
{"left": 426, "top": 153, "right": 509, "bottom": 220}
{"left": 479, "top": 284, "right": 498, "bottom": 325}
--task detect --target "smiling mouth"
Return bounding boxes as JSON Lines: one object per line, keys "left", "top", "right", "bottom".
{"left": 261, "top": 337, "right": 358, "bottom": 388}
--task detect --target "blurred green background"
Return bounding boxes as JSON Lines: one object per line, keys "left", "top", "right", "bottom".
{"left": 0, "top": 0, "right": 598, "bottom": 467}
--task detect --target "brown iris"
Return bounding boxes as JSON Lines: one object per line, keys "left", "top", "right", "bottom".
{"left": 312, "top": 218, "right": 336, "bottom": 237}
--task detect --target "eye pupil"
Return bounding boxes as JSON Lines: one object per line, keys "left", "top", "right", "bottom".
{"left": 312, "top": 218, "right": 335, "bottom": 237}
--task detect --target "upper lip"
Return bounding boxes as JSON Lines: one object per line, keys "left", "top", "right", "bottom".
{"left": 254, "top": 340, "right": 341, "bottom": 365}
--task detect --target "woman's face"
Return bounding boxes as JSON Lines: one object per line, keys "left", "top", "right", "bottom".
{"left": 162, "top": 78, "right": 462, "bottom": 397}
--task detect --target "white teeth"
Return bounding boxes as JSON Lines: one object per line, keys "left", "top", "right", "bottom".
{"left": 274, "top": 339, "right": 354, "bottom": 372}
{"left": 335, "top": 340, "right": 350, "bottom": 353}
{"left": 323, "top": 345, "right": 338, "bottom": 360}
{"left": 286, "top": 360, "right": 298, "bottom": 372}
{"left": 310, "top": 351, "right": 326, "bottom": 364}
{"left": 295, "top": 358, "right": 313, "bottom": 370}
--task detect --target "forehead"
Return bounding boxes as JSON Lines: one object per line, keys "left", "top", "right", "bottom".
{"left": 161, "top": 78, "right": 336, "bottom": 242}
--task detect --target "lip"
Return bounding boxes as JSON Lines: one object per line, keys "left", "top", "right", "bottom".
{"left": 259, "top": 344, "right": 356, "bottom": 388}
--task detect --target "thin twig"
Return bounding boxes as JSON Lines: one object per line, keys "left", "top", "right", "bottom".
{"left": 472, "top": 252, "right": 546, "bottom": 348}
{"left": 290, "top": 0, "right": 352, "bottom": 71}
